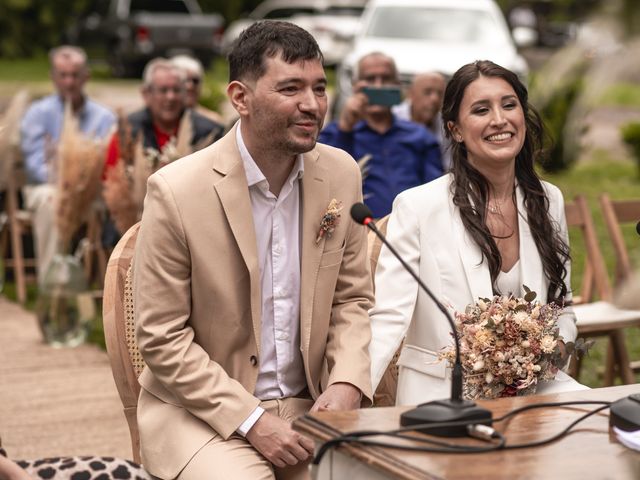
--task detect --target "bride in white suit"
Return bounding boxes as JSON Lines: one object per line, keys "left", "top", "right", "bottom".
{"left": 368, "top": 60, "right": 587, "bottom": 406}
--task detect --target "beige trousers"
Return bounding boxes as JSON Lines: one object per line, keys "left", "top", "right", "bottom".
{"left": 23, "top": 184, "right": 58, "bottom": 286}
{"left": 177, "top": 397, "right": 314, "bottom": 480}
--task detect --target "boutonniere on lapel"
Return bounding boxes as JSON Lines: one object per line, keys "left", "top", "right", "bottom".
{"left": 316, "top": 199, "right": 343, "bottom": 244}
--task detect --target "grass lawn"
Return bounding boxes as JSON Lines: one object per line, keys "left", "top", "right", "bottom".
{"left": 598, "top": 83, "right": 640, "bottom": 108}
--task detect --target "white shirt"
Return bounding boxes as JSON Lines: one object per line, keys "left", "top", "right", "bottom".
{"left": 236, "top": 125, "right": 307, "bottom": 435}
{"left": 496, "top": 259, "right": 522, "bottom": 298}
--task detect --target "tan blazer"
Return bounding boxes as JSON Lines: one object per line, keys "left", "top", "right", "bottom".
{"left": 133, "top": 125, "right": 374, "bottom": 479}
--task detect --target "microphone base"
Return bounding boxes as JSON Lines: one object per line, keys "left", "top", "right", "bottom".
{"left": 609, "top": 393, "right": 640, "bottom": 431}
{"left": 400, "top": 398, "right": 493, "bottom": 437}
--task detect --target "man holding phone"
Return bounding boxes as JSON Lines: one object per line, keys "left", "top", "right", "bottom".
{"left": 319, "top": 52, "right": 442, "bottom": 218}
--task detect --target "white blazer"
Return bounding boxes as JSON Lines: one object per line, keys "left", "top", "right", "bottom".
{"left": 369, "top": 173, "right": 584, "bottom": 405}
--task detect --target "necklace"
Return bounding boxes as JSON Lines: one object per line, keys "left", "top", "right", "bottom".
{"left": 487, "top": 190, "right": 516, "bottom": 239}
{"left": 488, "top": 199, "right": 506, "bottom": 215}
{"left": 488, "top": 191, "right": 514, "bottom": 215}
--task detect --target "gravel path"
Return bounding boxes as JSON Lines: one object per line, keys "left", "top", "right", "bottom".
{"left": 0, "top": 297, "right": 132, "bottom": 461}
{"left": 580, "top": 106, "right": 640, "bottom": 162}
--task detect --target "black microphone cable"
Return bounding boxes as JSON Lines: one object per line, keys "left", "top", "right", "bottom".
{"left": 311, "top": 399, "right": 612, "bottom": 464}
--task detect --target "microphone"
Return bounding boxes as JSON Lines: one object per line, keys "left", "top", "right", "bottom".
{"left": 351, "top": 202, "right": 491, "bottom": 437}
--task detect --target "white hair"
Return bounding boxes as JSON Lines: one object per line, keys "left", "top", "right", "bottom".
{"left": 142, "top": 57, "right": 186, "bottom": 87}
{"left": 170, "top": 55, "right": 204, "bottom": 78}
{"left": 49, "top": 45, "right": 88, "bottom": 70}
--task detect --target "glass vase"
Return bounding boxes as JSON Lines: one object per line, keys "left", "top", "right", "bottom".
{"left": 36, "top": 247, "right": 95, "bottom": 347}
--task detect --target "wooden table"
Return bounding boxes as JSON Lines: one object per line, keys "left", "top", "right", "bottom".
{"left": 294, "top": 384, "right": 640, "bottom": 479}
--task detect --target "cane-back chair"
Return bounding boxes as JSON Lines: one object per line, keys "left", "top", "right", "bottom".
{"left": 368, "top": 215, "right": 405, "bottom": 407}
{"left": 102, "top": 222, "right": 144, "bottom": 463}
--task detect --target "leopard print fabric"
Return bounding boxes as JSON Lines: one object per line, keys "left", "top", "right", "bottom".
{"left": 0, "top": 448, "right": 152, "bottom": 480}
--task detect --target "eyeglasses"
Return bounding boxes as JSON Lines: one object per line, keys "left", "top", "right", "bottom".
{"left": 150, "top": 86, "right": 185, "bottom": 95}
{"left": 186, "top": 76, "right": 201, "bottom": 86}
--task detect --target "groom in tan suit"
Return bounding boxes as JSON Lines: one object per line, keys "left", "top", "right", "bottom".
{"left": 133, "top": 21, "right": 374, "bottom": 480}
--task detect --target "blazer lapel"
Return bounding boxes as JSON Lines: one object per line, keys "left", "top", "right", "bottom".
{"left": 212, "top": 128, "right": 262, "bottom": 354}
{"left": 516, "top": 186, "right": 545, "bottom": 301}
{"left": 299, "top": 147, "right": 329, "bottom": 357}
{"left": 451, "top": 197, "right": 494, "bottom": 302}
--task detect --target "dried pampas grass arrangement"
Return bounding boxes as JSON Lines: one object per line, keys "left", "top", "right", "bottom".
{"left": 103, "top": 160, "right": 137, "bottom": 234}
{"left": 55, "top": 103, "right": 110, "bottom": 250}
{"left": 104, "top": 110, "right": 211, "bottom": 234}
{"left": 0, "top": 90, "right": 30, "bottom": 190}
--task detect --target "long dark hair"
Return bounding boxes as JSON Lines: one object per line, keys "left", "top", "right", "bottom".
{"left": 441, "top": 60, "right": 569, "bottom": 303}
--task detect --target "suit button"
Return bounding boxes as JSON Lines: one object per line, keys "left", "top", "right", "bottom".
{"left": 250, "top": 355, "right": 258, "bottom": 366}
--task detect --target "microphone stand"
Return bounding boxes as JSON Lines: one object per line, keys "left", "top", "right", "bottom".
{"left": 364, "top": 216, "right": 492, "bottom": 437}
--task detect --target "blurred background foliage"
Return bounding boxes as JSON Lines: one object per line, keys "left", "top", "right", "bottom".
{"left": 0, "top": 0, "right": 632, "bottom": 58}
{"left": 0, "top": 0, "right": 267, "bottom": 58}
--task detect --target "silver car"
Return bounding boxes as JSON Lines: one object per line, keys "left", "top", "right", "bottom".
{"left": 221, "top": 0, "right": 368, "bottom": 66}
{"left": 335, "top": 0, "right": 528, "bottom": 114}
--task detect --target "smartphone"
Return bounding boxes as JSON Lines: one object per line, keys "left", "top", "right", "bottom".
{"left": 361, "top": 86, "right": 403, "bottom": 106}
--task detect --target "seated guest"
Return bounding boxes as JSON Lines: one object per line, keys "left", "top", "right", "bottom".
{"left": 133, "top": 21, "right": 373, "bottom": 480}
{"left": 20, "top": 45, "right": 116, "bottom": 284}
{"left": 319, "top": 52, "right": 442, "bottom": 218}
{"left": 105, "top": 57, "right": 223, "bottom": 168}
{"left": 170, "top": 54, "right": 225, "bottom": 126}
{"left": 392, "top": 71, "right": 452, "bottom": 170}
{"left": 368, "top": 60, "right": 587, "bottom": 405}
{"left": 103, "top": 58, "right": 224, "bottom": 237}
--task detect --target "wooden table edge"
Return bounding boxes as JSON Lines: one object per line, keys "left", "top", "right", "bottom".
{"left": 295, "top": 413, "right": 443, "bottom": 480}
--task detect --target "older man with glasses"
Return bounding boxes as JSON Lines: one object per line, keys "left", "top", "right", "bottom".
{"left": 106, "top": 58, "right": 223, "bottom": 167}
{"left": 171, "top": 54, "right": 225, "bottom": 127}
{"left": 103, "top": 57, "right": 224, "bottom": 241}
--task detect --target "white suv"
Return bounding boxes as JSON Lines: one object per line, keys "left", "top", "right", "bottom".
{"left": 335, "top": 0, "right": 528, "bottom": 113}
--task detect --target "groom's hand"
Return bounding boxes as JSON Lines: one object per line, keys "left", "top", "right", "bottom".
{"left": 245, "top": 412, "right": 314, "bottom": 468}
{"left": 310, "top": 382, "right": 362, "bottom": 412}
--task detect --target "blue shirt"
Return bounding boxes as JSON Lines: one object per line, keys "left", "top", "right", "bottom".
{"left": 319, "top": 116, "right": 443, "bottom": 218}
{"left": 20, "top": 94, "right": 116, "bottom": 184}
{"left": 392, "top": 100, "right": 452, "bottom": 171}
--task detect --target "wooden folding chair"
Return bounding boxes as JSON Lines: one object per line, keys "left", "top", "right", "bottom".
{"left": 566, "top": 195, "right": 640, "bottom": 385}
{"left": 600, "top": 194, "right": 640, "bottom": 286}
{"left": 102, "top": 222, "right": 143, "bottom": 463}
{"left": 0, "top": 90, "right": 35, "bottom": 304}
{"left": 0, "top": 165, "right": 37, "bottom": 304}
{"left": 600, "top": 193, "right": 640, "bottom": 372}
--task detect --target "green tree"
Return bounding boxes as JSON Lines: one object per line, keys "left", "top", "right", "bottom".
{"left": 0, "top": 0, "right": 263, "bottom": 58}
{"left": 620, "top": 0, "right": 640, "bottom": 36}
{"left": 199, "top": 0, "right": 262, "bottom": 22}
{"left": 0, "top": 0, "right": 93, "bottom": 57}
